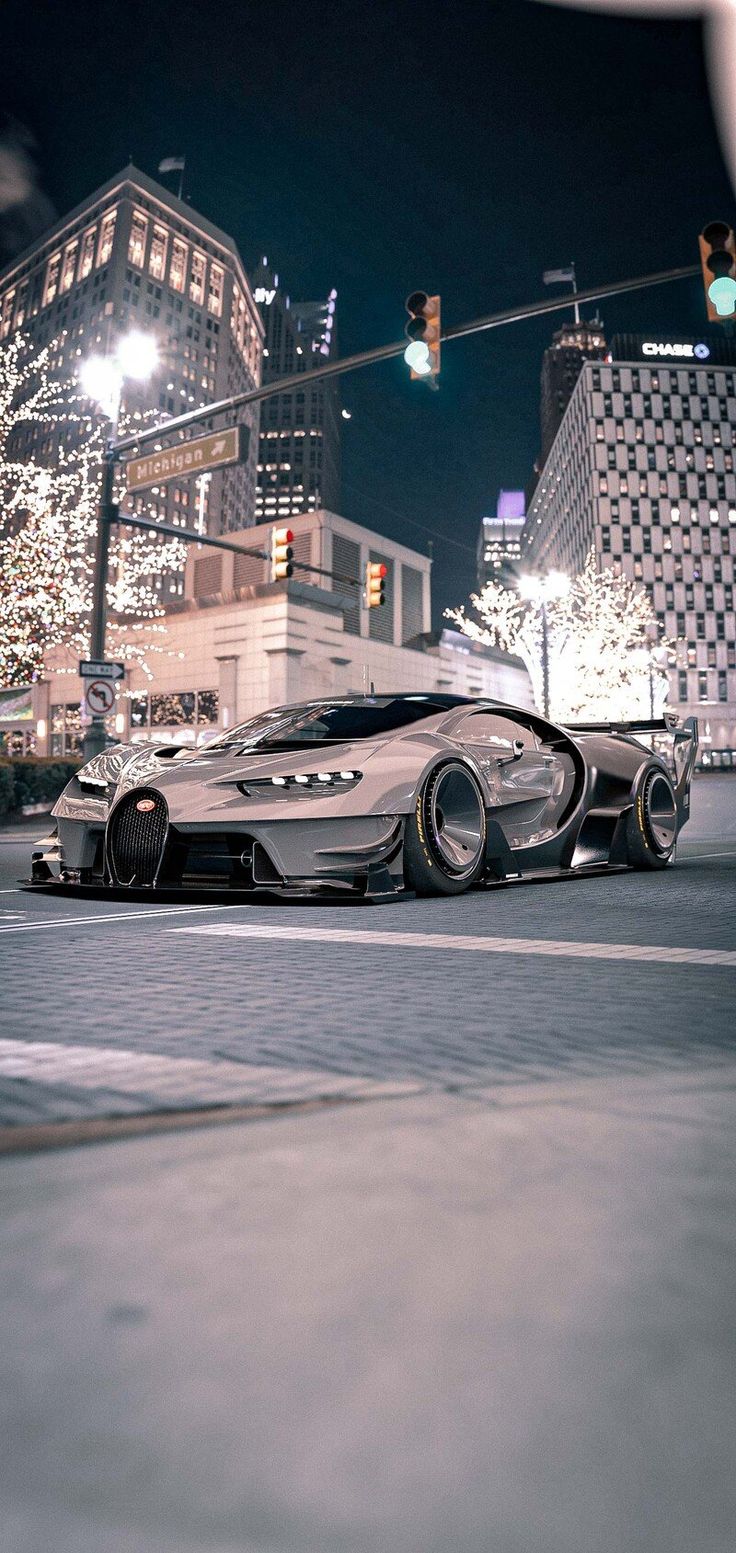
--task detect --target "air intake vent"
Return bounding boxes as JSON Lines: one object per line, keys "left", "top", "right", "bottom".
{"left": 107, "top": 789, "right": 168, "bottom": 886}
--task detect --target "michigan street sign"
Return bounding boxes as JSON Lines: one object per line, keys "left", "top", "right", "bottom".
{"left": 79, "top": 659, "right": 126, "bottom": 681}
{"left": 124, "top": 424, "right": 248, "bottom": 492}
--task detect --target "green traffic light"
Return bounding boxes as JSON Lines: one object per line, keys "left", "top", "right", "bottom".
{"left": 708, "top": 275, "right": 736, "bottom": 317}
{"left": 404, "top": 340, "right": 433, "bottom": 375}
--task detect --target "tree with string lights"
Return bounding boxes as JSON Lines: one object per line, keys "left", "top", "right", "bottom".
{"left": 0, "top": 331, "right": 185, "bottom": 688}
{"left": 446, "top": 552, "right": 675, "bottom": 722}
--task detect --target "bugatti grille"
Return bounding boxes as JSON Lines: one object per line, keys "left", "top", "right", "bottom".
{"left": 107, "top": 789, "right": 168, "bottom": 886}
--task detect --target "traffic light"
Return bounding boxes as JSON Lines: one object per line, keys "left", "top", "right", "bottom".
{"left": 366, "top": 560, "right": 387, "bottom": 608}
{"left": 404, "top": 291, "right": 441, "bottom": 380}
{"left": 699, "top": 221, "right": 736, "bottom": 321}
{"left": 270, "top": 526, "right": 294, "bottom": 580}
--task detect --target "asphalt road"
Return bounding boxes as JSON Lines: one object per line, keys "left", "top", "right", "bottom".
{"left": 0, "top": 775, "right": 735, "bottom": 1552}
{"left": 0, "top": 775, "right": 735, "bottom": 1127}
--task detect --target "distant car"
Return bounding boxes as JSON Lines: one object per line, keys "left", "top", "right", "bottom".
{"left": 30, "top": 694, "right": 698, "bottom": 900}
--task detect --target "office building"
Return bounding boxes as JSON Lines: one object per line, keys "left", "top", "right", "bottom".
{"left": 539, "top": 317, "right": 607, "bottom": 467}
{"left": 0, "top": 165, "right": 264, "bottom": 591}
{"left": 251, "top": 255, "right": 340, "bottom": 522}
{"left": 477, "top": 490, "right": 526, "bottom": 590}
{"left": 524, "top": 333, "right": 736, "bottom": 759}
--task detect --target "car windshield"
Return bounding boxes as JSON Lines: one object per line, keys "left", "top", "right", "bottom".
{"left": 207, "top": 695, "right": 474, "bottom": 750}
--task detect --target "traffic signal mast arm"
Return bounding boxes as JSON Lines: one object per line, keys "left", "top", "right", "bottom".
{"left": 111, "top": 511, "right": 363, "bottom": 591}
{"left": 113, "top": 262, "right": 701, "bottom": 459}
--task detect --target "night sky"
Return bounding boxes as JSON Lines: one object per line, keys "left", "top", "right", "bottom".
{"left": 3, "top": 0, "right": 734, "bottom": 623}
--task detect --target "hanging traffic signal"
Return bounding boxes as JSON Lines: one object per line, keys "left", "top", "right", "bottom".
{"left": 366, "top": 560, "right": 387, "bottom": 608}
{"left": 699, "top": 222, "right": 736, "bottom": 321}
{"left": 270, "top": 526, "right": 294, "bottom": 580}
{"left": 404, "top": 292, "right": 441, "bottom": 380}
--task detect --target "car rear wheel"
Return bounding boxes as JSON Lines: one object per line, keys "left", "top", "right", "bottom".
{"left": 403, "top": 760, "right": 487, "bottom": 895}
{"left": 626, "top": 765, "right": 678, "bottom": 870}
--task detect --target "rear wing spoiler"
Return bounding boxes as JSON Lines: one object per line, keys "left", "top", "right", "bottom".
{"left": 565, "top": 713, "right": 682, "bottom": 735}
{"left": 566, "top": 714, "right": 699, "bottom": 827}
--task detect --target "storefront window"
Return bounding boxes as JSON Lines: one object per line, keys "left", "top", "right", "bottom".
{"left": 151, "top": 692, "right": 196, "bottom": 726}
{"left": 197, "top": 690, "right": 219, "bottom": 725}
{"left": 130, "top": 694, "right": 150, "bottom": 728}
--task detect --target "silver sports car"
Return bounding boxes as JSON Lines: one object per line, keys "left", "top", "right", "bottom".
{"left": 30, "top": 693, "right": 698, "bottom": 899}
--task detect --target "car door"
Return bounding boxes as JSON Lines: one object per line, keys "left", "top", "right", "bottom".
{"left": 449, "top": 708, "right": 565, "bottom": 846}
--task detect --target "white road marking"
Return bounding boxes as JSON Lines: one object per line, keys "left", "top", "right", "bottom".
{"left": 680, "top": 849, "right": 736, "bottom": 861}
{"left": 172, "top": 922, "right": 736, "bottom": 969}
{"left": 0, "top": 903, "right": 229, "bottom": 935}
{"left": 0, "top": 1039, "right": 419, "bottom": 1106}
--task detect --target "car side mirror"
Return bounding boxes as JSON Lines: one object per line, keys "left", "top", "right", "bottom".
{"left": 498, "top": 739, "right": 525, "bottom": 767}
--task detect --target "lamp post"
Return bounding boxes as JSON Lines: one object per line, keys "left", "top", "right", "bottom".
{"left": 79, "top": 333, "right": 158, "bottom": 761}
{"left": 518, "top": 570, "right": 570, "bottom": 719}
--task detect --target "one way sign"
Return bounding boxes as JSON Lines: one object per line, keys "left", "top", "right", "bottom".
{"left": 79, "top": 659, "right": 126, "bottom": 681}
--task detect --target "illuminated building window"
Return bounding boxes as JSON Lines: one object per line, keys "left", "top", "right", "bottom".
{"left": 59, "top": 243, "right": 78, "bottom": 293}
{"left": 149, "top": 225, "right": 168, "bottom": 281}
{"left": 208, "top": 262, "right": 223, "bottom": 317}
{"left": 170, "top": 238, "right": 188, "bottom": 293}
{"left": 0, "top": 290, "right": 15, "bottom": 339}
{"left": 97, "top": 210, "right": 116, "bottom": 267}
{"left": 129, "top": 210, "right": 148, "bottom": 267}
{"left": 43, "top": 254, "right": 62, "bottom": 307}
{"left": 78, "top": 227, "right": 96, "bottom": 280}
{"left": 190, "top": 251, "right": 206, "bottom": 305}
{"left": 13, "top": 282, "right": 27, "bottom": 329}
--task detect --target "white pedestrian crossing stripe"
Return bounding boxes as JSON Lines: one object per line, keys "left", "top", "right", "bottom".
{"left": 172, "top": 922, "right": 736, "bottom": 968}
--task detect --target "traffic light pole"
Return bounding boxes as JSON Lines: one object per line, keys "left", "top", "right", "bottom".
{"left": 82, "top": 443, "right": 117, "bottom": 763}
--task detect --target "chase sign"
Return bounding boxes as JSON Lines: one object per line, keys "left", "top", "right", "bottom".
{"left": 641, "top": 341, "right": 711, "bottom": 360}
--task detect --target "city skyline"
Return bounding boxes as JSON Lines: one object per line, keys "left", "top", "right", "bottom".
{"left": 2, "top": 0, "right": 734, "bottom": 626}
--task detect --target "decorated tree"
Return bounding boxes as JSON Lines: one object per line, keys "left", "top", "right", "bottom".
{"left": 0, "top": 331, "right": 185, "bottom": 687}
{"left": 446, "top": 553, "right": 675, "bottom": 722}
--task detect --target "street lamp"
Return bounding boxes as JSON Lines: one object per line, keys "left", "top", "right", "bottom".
{"left": 79, "top": 332, "right": 158, "bottom": 760}
{"left": 518, "top": 570, "right": 570, "bottom": 719}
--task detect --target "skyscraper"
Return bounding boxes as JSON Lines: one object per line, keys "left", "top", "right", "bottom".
{"left": 539, "top": 317, "right": 607, "bottom": 466}
{"left": 251, "top": 255, "right": 341, "bottom": 523}
{"left": 524, "top": 333, "right": 736, "bottom": 759}
{"left": 0, "top": 165, "right": 264, "bottom": 590}
{"left": 476, "top": 490, "right": 526, "bottom": 589}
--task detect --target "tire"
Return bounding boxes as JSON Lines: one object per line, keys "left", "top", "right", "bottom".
{"left": 403, "top": 760, "right": 487, "bottom": 895}
{"left": 625, "top": 764, "right": 678, "bottom": 870}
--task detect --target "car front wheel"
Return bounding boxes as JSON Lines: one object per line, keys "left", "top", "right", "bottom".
{"left": 403, "top": 760, "right": 487, "bottom": 895}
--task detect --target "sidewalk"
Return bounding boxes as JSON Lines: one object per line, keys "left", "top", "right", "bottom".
{"left": 1, "top": 1074, "right": 735, "bottom": 1553}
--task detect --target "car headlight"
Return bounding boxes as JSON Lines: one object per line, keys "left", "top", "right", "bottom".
{"left": 237, "top": 769, "right": 362, "bottom": 799}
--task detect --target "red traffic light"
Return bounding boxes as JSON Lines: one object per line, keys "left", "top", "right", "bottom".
{"left": 271, "top": 526, "right": 294, "bottom": 580}
{"left": 366, "top": 560, "right": 387, "bottom": 607}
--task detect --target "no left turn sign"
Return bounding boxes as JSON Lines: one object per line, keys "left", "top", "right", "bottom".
{"left": 84, "top": 678, "right": 116, "bottom": 716}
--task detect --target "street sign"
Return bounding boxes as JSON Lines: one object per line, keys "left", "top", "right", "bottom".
{"left": 124, "top": 424, "right": 248, "bottom": 493}
{"left": 84, "top": 679, "right": 116, "bottom": 716}
{"left": 79, "top": 659, "right": 126, "bottom": 681}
